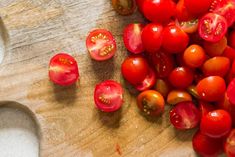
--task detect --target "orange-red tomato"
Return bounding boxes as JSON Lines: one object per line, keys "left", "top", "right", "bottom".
{"left": 167, "top": 90, "right": 192, "bottom": 105}
{"left": 154, "top": 79, "right": 172, "bottom": 98}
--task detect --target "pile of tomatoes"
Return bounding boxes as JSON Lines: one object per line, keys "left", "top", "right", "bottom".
{"left": 48, "top": 0, "right": 235, "bottom": 156}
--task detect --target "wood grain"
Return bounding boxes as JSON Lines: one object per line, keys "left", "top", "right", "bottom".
{"left": 0, "top": 0, "right": 197, "bottom": 156}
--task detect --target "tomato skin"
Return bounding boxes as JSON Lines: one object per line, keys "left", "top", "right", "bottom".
{"left": 121, "top": 56, "right": 149, "bottom": 85}
{"left": 162, "top": 25, "right": 189, "bottom": 53}
{"left": 94, "top": 80, "right": 123, "bottom": 112}
{"left": 199, "top": 101, "right": 215, "bottom": 117}
{"left": 123, "top": 23, "right": 145, "bottom": 54}
{"left": 200, "top": 109, "right": 232, "bottom": 138}
{"left": 112, "top": 0, "right": 136, "bottom": 15}
{"left": 229, "top": 30, "right": 235, "bottom": 49}
{"left": 176, "top": 0, "right": 194, "bottom": 21}
{"left": 227, "top": 78, "right": 235, "bottom": 105}
{"left": 154, "top": 79, "right": 172, "bottom": 98}
{"left": 198, "top": 13, "right": 228, "bottom": 43}
{"left": 49, "top": 53, "right": 79, "bottom": 86}
{"left": 192, "top": 131, "right": 223, "bottom": 157}
{"left": 185, "top": 0, "right": 213, "bottom": 16}
{"left": 202, "top": 57, "right": 230, "bottom": 77}
{"left": 168, "top": 67, "right": 194, "bottom": 89}
{"left": 142, "top": 0, "right": 176, "bottom": 23}
{"left": 183, "top": 44, "right": 206, "bottom": 68}
{"left": 167, "top": 90, "right": 192, "bottom": 105}
{"left": 223, "top": 46, "right": 235, "bottom": 61}
{"left": 176, "top": 19, "right": 199, "bottom": 34}
{"left": 137, "top": 90, "right": 165, "bottom": 116}
{"left": 225, "top": 129, "right": 235, "bottom": 157}
{"left": 141, "top": 23, "right": 163, "bottom": 53}
{"left": 197, "top": 76, "right": 226, "bottom": 102}
{"left": 136, "top": 0, "right": 145, "bottom": 12}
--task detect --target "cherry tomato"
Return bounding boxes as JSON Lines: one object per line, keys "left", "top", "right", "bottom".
{"left": 170, "top": 101, "right": 200, "bottom": 130}
{"left": 187, "top": 85, "right": 199, "bottom": 98}
{"left": 168, "top": 66, "right": 194, "bottom": 89}
{"left": 176, "top": 19, "right": 198, "bottom": 34}
{"left": 200, "top": 109, "right": 232, "bottom": 138}
{"left": 183, "top": 44, "right": 206, "bottom": 68}
{"left": 121, "top": 56, "right": 149, "bottom": 85}
{"left": 216, "top": 93, "right": 233, "bottom": 113}
{"left": 49, "top": 53, "right": 79, "bottom": 86}
{"left": 167, "top": 90, "right": 192, "bottom": 105}
{"left": 94, "top": 80, "right": 123, "bottom": 112}
{"left": 176, "top": 0, "right": 194, "bottom": 21}
{"left": 162, "top": 25, "right": 189, "bottom": 53}
{"left": 135, "top": 68, "right": 156, "bottom": 91}
{"left": 199, "top": 101, "right": 215, "bottom": 117}
{"left": 223, "top": 46, "right": 235, "bottom": 61}
{"left": 185, "top": 0, "right": 213, "bottom": 16}
{"left": 197, "top": 76, "right": 226, "bottom": 102}
{"left": 154, "top": 79, "right": 172, "bottom": 98}
{"left": 225, "top": 129, "right": 235, "bottom": 157}
{"left": 202, "top": 57, "right": 230, "bottom": 77}
{"left": 86, "top": 29, "right": 117, "bottom": 61}
{"left": 142, "top": 0, "right": 176, "bottom": 23}
{"left": 203, "top": 36, "right": 227, "bottom": 57}
{"left": 227, "top": 78, "right": 235, "bottom": 105}
{"left": 141, "top": 23, "right": 163, "bottom": 53}
{"left": 198, "top": 13, "right": 228, "bottom": 42}
{"left": 112, "top": 0, "right": 136, "bottom": 15}
{"left": 229, "top": 29, "right": 235, "bottom": 49}
{"left": 151, "top": 50, "right": 175, "bottom": 78}
{"left": 123, "top": 23, "right": 145, "bottom": 54}
{"left": 136, "top": 0, "right": 145, "bottom": 12}
{"left": 192, "top": 131, "right": 223, "bottom": 157}
{"left": 137, "top": 90, "right": 165, "bottom": 116}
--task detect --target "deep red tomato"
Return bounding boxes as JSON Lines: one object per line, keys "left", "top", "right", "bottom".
{"left": 167, "top": 90, "right": 192, "bottom": 105}
{"left": 200, "top": 109, "right": 232, "bottom": 138}
{"left": 229, "top": 29, "right": 235, "bottom": 49}
{"left": 198, "top": 13, "right": 228, "bottom": 42}
{"left": 94, "top": 80, "right": 123, "bottom": 112}
{"left": 168, "top": 66, "right": 194, "bottom": 89}
{"left": 185, "top": 0, "right": 213, "bottom": 16}
{"left": 136, "top": 0, "right": 145, "bottom": 12}
{"left": 151, "top": 50, "right": 175, "bottom": 78}
{"left": 135, "top": 68, "right": 156, "bottom": 91}
{"left": 223, "top": 46, "right": 235, "bottom": 61}
{"left": 217, "top": 93, "right": 233, "bottom": 113}
{"left": 176, "top": 0, "right": 194, "bottom": 21}
{"left": 225, "top": 129, "right": 235, "bottom": 157}
{"left": 196, "top": 76, "right": 226, "bottom": 102}
{"left": 121, "top": 56, "right": 149, "bottom": 85}
{"left": 199, "top": 101, "right": 215, "bottom": 117}
{"left": 112, "top": 0, "right": 136, "bottom": 15}
{"left": 142, "top": 0, "right": 176, "bottom": 23}
{"left": 202, "top": 56, "right": 230, "bottom": 77}
{"left": 203, "top": 36, "right": 227, "bottom": 57}
{"left": 176, "top": 19, "right": 199, "bottom": 34}
{"left": 170, "top": 101, "right": 200, "bottom": 130}
{"left": 49, "top": 53, "right": 79, "bottom": 86}
{"left": 123, "top": 23, "right": 145, "bottom": 54}
{"left": 227, "top": 78, "right": 235, "bottom": 105}
{"left": 141, "top": 23, "right": 163, "bottom": 53}
{"left": 183, "top": 44, "right": 206, "bottom": 68}
{"left": 137, "top": 90, "right": 165, "bottom": 116}
{"left": 86, "top": 29, "right": 116, "bottom": 61}
{"left": 192, "top": 131, "right": 223, "bottom": 157}
{"left": 162, "top": 25, "right": 189, "bottom": 53}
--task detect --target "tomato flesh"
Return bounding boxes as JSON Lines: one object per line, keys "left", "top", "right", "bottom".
{"left": 135, "top": 68, "right": 156, "bottom": 91}
{"left": 94, "top": 80, "right": 124, "bottom": 112}
{"left": 49, "top": 53, "right": 79, "bottom": 86}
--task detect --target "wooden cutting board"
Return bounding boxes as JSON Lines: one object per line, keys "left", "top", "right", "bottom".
{"left": 0, "top": 0, "right": 197, "bottom": 156}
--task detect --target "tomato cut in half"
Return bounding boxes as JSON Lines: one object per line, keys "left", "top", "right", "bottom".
{"left": 94, "top": 80, "right": 124, "bottom": 112}
{"left": 198, "top": 13, "right": 228, "bottom": 42}
{"left": 135, "top": 68, "right": 156, "bottom": 91}
{"left": 227, "top": 78, "right": 235, "bottom": 105}
{"left": 86, "top": 29, "right": 117, "bottom": 61}
{"left": 112, "top": 0, "right": 136, "bottom": 15}
{"left": 49, "top": 53, "right": 79, "bottom": 86}
{"left": 123, "top": 23, "right": 145, "bottom": 54}
{"left": 176, "top": 19, "right": 199, "bottom": 34}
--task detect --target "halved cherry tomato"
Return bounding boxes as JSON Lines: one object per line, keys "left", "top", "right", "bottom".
{"left": 197, "top": 76, "right": 226, "bottom": 102}
{"left": 176, "top": 0, "right": 194, "bottom": 21}
{"left": 135, "top": 68, "right": 156, "bottom": 91}
{"left": 142, "top": 0, "right": 176, "bottom": 23}
{"left": 168, "top": 66, "right": 194, "bottom": 89}
{"left": 225, "top": 129, "right": 235, "bottom": 157}
{"left": 202, "top": 56, "right": 230, "bottom": 77}
{"left": 198, "top": 13, "right": 228, "bottom": 42}
{"left": 227, "top": 78, "right": 235, "bottom": 105}
{"left": 112, "top": 0, "right": 136, "bottom": 15}
{"left": 123, "top": 23, "right": 145, "bottom": 54}
{"left": 192, "top": 131, "right": 223, "bottom": 157}
{"left": 154, "top": 79, "right": 172, "bottom": 98}
{"left": 199, "top": 101, "right": 215, "bottom": 117}
{"left": 183, "top": 44, "right": 206, "bottom": 68}
{"left": 200, "top": 109, "right": 232, "bottom": 138}
{"left": 121, "top": 55, "right": 149, "bottom": 85}
{"left": 170, "top": 101, "right": 200, "bottom": 130}
{"left": 141, "top": 23, "right": 163, "bottom": 53}
{"left": 176, "top": 19, "right": 198, "bottom": 34}
{"left": 49, "top": 53, "right": 79, "bottom": 86}
{"left": 203, "top": 36, "right": 227, "bottom": 57}
{"left": 137, "top": 90, "right": 165, "bottom": 116}
{"left": 162, "top": 25, "right": 189, "bottom": 53}
{"left": 86, "top": 29, "right": 117, "bottom": 61}
{"left": 167, "top": 90, "right": 192, "bottom": 105}
{"left": 185, "top": 0, "right": 213, "bottom": 16}
{"left": 229, "top": 29, "right": 235, "bottom": 49}
{"left": 151, "top": 50, "right": 175, "bottom": 78}
{"left": 94, "top": 80, "right": 123, "bottom": 112}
